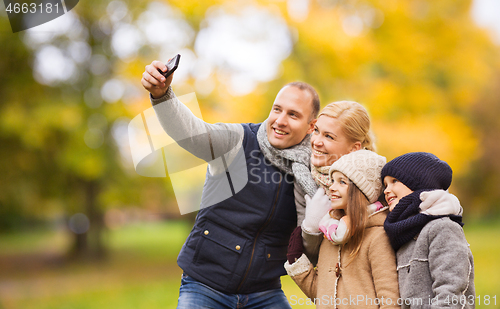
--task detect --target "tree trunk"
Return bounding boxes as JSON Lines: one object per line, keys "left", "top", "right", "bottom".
{"left": 69, "top": 179, "right": 106, "bottom": 260}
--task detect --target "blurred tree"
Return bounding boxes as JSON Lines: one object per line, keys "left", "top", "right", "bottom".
{"left": 0, "top": 16, "right": 62, "bottom": 231}
{"left": 0, "top": 1, "right": 176, "bottom": 259}
{"left": 458, "top": 74, "right": 500, "bottom": 218}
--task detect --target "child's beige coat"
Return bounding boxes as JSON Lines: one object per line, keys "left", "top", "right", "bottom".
{"left": 285, "top": 208, "right": 400, "bottom": 309}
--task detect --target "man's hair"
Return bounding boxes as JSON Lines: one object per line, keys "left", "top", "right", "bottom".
{"left": 285, "top": 82, "right": 320, "bottom": 121}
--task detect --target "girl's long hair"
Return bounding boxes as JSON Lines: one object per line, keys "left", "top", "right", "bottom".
{"left": 329, "top": 180, "right": 370, "bottom": 263}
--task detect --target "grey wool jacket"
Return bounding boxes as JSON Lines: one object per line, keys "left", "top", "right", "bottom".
{"left": 397, "top": 217, "right": 475, "bottom": 309}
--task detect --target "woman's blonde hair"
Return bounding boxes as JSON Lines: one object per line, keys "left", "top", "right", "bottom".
{"left": 319, "top": 101, "right": 376, "bottom": 151}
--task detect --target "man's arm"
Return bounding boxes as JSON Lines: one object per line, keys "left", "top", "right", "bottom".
{"left": 142, "top": 60, "right": 244, "bottom": 175}
{"left": 295, "top": 183, "right": 306, "bottom": 227}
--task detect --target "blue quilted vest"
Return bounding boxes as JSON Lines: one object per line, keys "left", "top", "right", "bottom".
{"left": 177, "top": 123, "right": 298, "bottom": 294}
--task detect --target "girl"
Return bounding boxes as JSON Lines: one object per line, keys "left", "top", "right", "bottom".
{"left": 382, "top": 152, "right": 475, "bottom": 308}
{"left": 286, "top": 149, "right": 400, "bottom": 309}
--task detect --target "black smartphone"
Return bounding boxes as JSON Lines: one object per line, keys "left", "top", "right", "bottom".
{"left": 158, "top": 54, "right": 181, "bottom": 78}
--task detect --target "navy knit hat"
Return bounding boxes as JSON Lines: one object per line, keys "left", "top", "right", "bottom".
{"left": 381, "top": 152, "right": 453, "bottom": 191}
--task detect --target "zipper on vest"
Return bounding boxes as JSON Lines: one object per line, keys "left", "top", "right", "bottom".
{"left": 205, "top": 124, "right": 236, "bottom": 195}
{"left": 236, "top": 179, "right": 283, "bottom": 293}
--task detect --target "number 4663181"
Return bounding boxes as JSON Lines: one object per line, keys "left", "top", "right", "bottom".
{"left": 6, "top": 2, "right": 60, "bottom": 14}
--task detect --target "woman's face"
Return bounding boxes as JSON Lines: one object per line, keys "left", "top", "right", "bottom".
{"left": 310, "top": 116, "right": 361, "bottom": 167}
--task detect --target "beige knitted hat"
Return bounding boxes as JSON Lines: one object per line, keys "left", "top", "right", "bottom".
{"left": 329, "top": 149, "right": 386, "bottom": 203}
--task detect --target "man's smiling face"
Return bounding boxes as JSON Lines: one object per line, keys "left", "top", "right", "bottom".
{"left": 266, "top": 85, "right": 315, "bottom": 149}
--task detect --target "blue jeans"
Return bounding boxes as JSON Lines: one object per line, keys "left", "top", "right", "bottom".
{"left": 176, "top": 273, "right": 292, "bottom": 309}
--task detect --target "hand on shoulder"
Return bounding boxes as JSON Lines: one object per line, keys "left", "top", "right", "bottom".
{"left": 419, "top": 190, "right": 463, "bottom": 216}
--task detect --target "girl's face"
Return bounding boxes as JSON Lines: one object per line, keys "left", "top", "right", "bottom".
{"left": 328, "top": 171, "right": 350, "bottom": 210}
{"left": 310, "top": 116, "right": 361, "bottom": 167}
{"left": 383, "top": 176, "right": 414, "bottom": 211}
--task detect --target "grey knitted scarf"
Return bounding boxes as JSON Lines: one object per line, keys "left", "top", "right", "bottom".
{"left": 257, "top": 120, "right": 318, "bottom": 197}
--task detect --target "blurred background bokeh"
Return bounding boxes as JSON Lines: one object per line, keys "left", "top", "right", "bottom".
{"left": 1, "top": 0, "right": 500, "bottom": 308}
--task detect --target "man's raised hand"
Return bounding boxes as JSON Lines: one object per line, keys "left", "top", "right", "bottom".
{"left": 141, "top": 60, "right": 173, "bottom": 99}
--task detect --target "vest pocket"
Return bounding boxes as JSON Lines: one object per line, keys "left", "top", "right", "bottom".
{"left": 193, "top": 221, "right": 248, "bottom": 274}
{"left": 265, "top": 245, "right": 288, "bottom": 261}
{"left": 257, "top": 245, "right": 288, "bottom": 279}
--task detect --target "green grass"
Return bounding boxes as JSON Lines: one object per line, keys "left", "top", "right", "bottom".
{"left": 104, "top": 221, "right": 191, "bottom": 261}
{"left": 0, "top": 221, "right": 189, "bottom": 309}
{"left": 0, "top": 219, "right": 498, "bottom": 309}
{"left": 0, "top": 227, "right": 70, "bottom": 255}
{"left": 463, "top": 220, "right": 500, "bottom": 303}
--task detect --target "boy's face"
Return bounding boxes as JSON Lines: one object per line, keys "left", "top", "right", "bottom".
{"left": 328, "top": 171, "right": 350, "bottom": 211}
{"left": 383, "top": 176, "right": 414, "bottom": 211}
{"left": 266, "top": 86, "right": 316, "bottom": 149}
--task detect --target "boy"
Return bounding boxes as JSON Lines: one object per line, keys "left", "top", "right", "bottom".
{"left": 382, "top": 152, "right": 475, "bottom": 308}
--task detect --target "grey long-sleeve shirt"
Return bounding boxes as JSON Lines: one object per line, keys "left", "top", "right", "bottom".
{"left": 151, "top": 87, "right": 244, "bottom": 176}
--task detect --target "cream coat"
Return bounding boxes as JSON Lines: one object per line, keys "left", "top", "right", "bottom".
{"left": 285, "top": 208, "right": 400, "bottom": 309}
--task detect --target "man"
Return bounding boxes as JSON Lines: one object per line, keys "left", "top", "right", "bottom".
{"left": 141, "top": 60, "right": 320, "bottom": 308}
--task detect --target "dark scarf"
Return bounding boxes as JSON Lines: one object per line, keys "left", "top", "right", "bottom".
{"left": 384, "top": 190, "right": 463, "bottom": 251}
